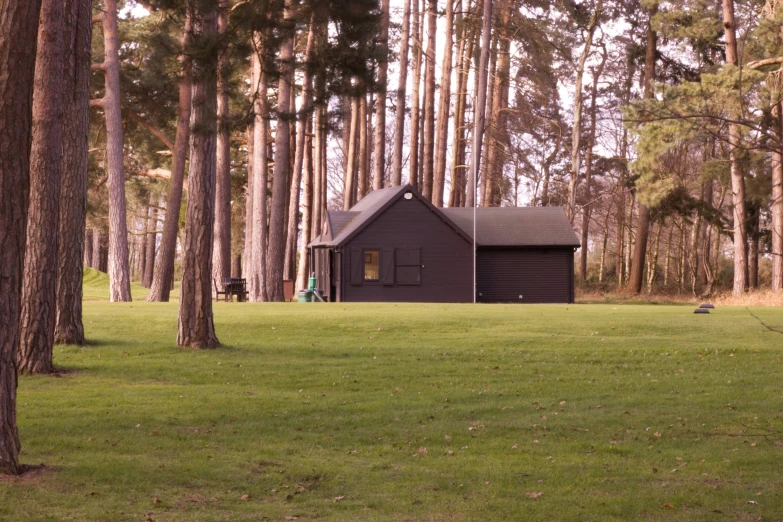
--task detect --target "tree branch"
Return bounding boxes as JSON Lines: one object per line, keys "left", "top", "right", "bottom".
{"left": 123, "top": 107, "right": 175, "bottom": 151}
{"left": 746, "top": 56, "right": 783, "bottom": 70}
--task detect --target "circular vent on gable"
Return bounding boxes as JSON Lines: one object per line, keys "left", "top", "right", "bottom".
{"left": 404, "top": 192, "right": 413, "bottom": 200}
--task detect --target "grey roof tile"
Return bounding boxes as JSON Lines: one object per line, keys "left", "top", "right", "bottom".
{"left": 441, "top": 207, "right": 580, "bottom": 247}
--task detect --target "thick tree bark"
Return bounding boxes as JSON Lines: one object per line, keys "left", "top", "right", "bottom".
{"left": 55, "top": 0, "right": 90, "bottom": 346}
{"left": 628, "top": 5, "right": 657, "bottom": 295}
{"left": 722, "top": 0, "right": 748, "bottom": 295}
{"left": 93, "top": 0, "right": 132, "bottom": 302}
{"left": 391, "top": 0, "right": 412, "bottom": 186}
{"left": 266, "top": 0, "right": 295, "bottom": 302}
{"left": 18, "top": 0, "right": 65, "bottom": 375}
{"left": 0, "top": 0, "right": 42, "bottom": 476}
{"left": 249, "top": 31, "right": 269, "bottom": 302}
{"left": 567, "top": 0, "right": 602, "bottom": 224}
{"left": 177, "top": 0, "right": 220, "bottom": 349}
{"left": 212, "top": 0, "right": 231, "bottom": 289}
{"left": 148, "top": 16, "right": 192, "bottom": 302}
{"left": 142, "top": 198, "right": 157, "bottom": 288}
{"left": 421, "top": 0, "right": 437, "bottom": 201}
{"left": 433, "top": 0, "right": 455, "bottom": 207}
{"left": 373, "top": 0, "right": 390, "bottom": 190}
{"left": 467, "top": 0, "right": 493, "bottom": 208}
{"left": 409, "top": 0, "right": 423, "bottom": 189}
{"left": 284, "top": 15, "right": 316, "bottom": 282}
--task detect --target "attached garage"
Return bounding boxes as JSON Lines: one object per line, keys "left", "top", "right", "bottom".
{"left": 475, "top": 248, "right": 574, "bottom": 303}
{"left": 440, "top": 207, "right": 580, "bottom": 304}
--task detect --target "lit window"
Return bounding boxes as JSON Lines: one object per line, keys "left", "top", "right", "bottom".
{"left": 364, "top": 250, "right": 379, "bottom": 281}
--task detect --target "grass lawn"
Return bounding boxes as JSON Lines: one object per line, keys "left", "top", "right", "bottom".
{"left": 2, "top": 297, "right": 782, "bottom": 521}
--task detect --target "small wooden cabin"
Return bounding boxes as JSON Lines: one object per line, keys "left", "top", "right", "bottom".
{"left": 308, "top": 185, "right": 580, "bottom": 303}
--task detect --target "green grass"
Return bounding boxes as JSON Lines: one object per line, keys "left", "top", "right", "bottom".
{"left": 2, "top": 300, "right": 783, "bottom": 521}
{"left": 82, "top": 268, "right": 155, "bottom": 301}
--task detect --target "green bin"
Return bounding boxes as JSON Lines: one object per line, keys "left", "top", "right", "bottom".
{"left": 297, "top": 290, "right": 312, "bottom": 303}
{"left": 308, "top": 276, "right": 317, "bottom": 291}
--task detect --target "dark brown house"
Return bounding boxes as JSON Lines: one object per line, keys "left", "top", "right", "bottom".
{"left": 308, "top": 185, "right": 580, "bottom": 303}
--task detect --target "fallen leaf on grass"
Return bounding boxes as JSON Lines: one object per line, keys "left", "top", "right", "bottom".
{"left": 333, "top": 495, "right": 345, "bottom": 502}
{"left": 240, "top": 494, "right": 249, "bottom": 500}
{"left": 525, "top": 492, "right": 543, "bottom": 499}
{"left": 662, "top": 503, "right": 674, "bottom": 509}
{"left": 776, "top": 440, "right": 783, "bottom": 447}
{"left": 748, "top": 500, "right": 758, "bottom": 505}
{"left": 284, "top": 517, "right": 298, "bottom": 521}
{"left": 152, "top": 497, "right": 160, "bottom": 504}
{"left": 418, "top": 446, "right": 427, "bottom": 455}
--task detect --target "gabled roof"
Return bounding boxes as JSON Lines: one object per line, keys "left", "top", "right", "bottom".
{"left": 308, "top": 185, "right": 580, "bottom": 249}
{"left": 309, "top": 184, "right": 471, "bottom": 247}
{"left": 441, "top": 207, "right": 580, "bottom": 247}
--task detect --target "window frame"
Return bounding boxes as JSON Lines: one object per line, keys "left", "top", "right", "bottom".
{"left": 363, "top": 248, "right": 381, "bottom": 283}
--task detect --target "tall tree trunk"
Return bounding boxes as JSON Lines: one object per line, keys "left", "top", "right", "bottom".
{"left": 343, "top": 89, "right": 361, "bottom": 209}
{"left": 177, "top": 0, "right": 220, "bottom": 349}
{"left": 137, "top": 212, "right": 147, "bottom": 281}
{"left": 296, "top": 117, "right": 314, "bottom": 291}
{"left": 449, "top": 2, "right": 475, "bottom": 207}
{"left": 148, "top": 16, "right": 192, "bottom": 302}
{"left": 243, "top": 121, "right": 254, "bottom": 276}
{"left": 92, "top": 228, "right": 104, "bottom": 271}
{"left": 748, "top": 205, "right": 760, "bottom": 289}
{"left": 92, "top": 0, "right": 131, "bottom": 302}
{"left": 771, "top": 99, "right": 783, "bottom": 290}
{"left": 358, "top": 89, "right": 370, "bottom": 198}
{"left": 0, "top": 0, "right": 42, "bottom": 476}
{"left": 266, "top": 0, "right": 295, "bottom": 302}
{"left": 567, "top": 0, "right": 602, "bottom": 224}
{"left": 84, "top": 228, "right": 94, "bottom": 268}
{"left": 391, "top": 0, "right": 411, "bottom": 186}
{"left": 722, "top": 0, "right": 748, "bottom": 295}
{"left": 421, "top": 0, "right": 437, "bottom": 200}
{"left": 628, "top": 4, "right": 657, "bottom": 294}
{"left": 18, "top": 0, "right": 63, "bottom": 376}
{"left": 433, "top": 0, "right": 455, "bottom": 207}
{"left": 311, "top": 103, "right": 325, "bottom": 239}
{"left": 579, "top": 49, "right": 607, "bottom": 280}
{"left": 409, "top": 0, "right": 423, "bottom": 189}
{"left": 212, "top": 0, "right": 231, "bottom": 289}
{"left": 285, "top": 14, "right": 316, "bottom": 282}
{"left": 55, "top": 0, "right": 90, "bottom": 346}
{"left": 484, "top": 1, "right": 511, "bottom": 208}
{"left": 249, "top": 30, "right": 269, "bottom": 302}
{"left": 467, "top": 0, "right": 493, "bottom": 208}
{"left": 373, "top": 0, "right": 390, "bottom": 190}
{"left": 479, "top": 33, "right": 497, "bottom": 207}
{"left": 142, "top": 199, "right": 157, "bottom": 288}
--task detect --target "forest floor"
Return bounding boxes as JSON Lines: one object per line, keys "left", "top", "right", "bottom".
{"left": 2, "top": 292, "right": 783, "bottom": 521}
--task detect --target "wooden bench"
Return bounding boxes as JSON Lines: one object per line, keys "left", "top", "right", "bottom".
{"left": 224, "top": 278, "right": 247, "bottom": 302}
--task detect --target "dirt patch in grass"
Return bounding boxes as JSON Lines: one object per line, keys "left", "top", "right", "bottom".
{"left": 0, "top": 464, "right": 55, "bottom": 484}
